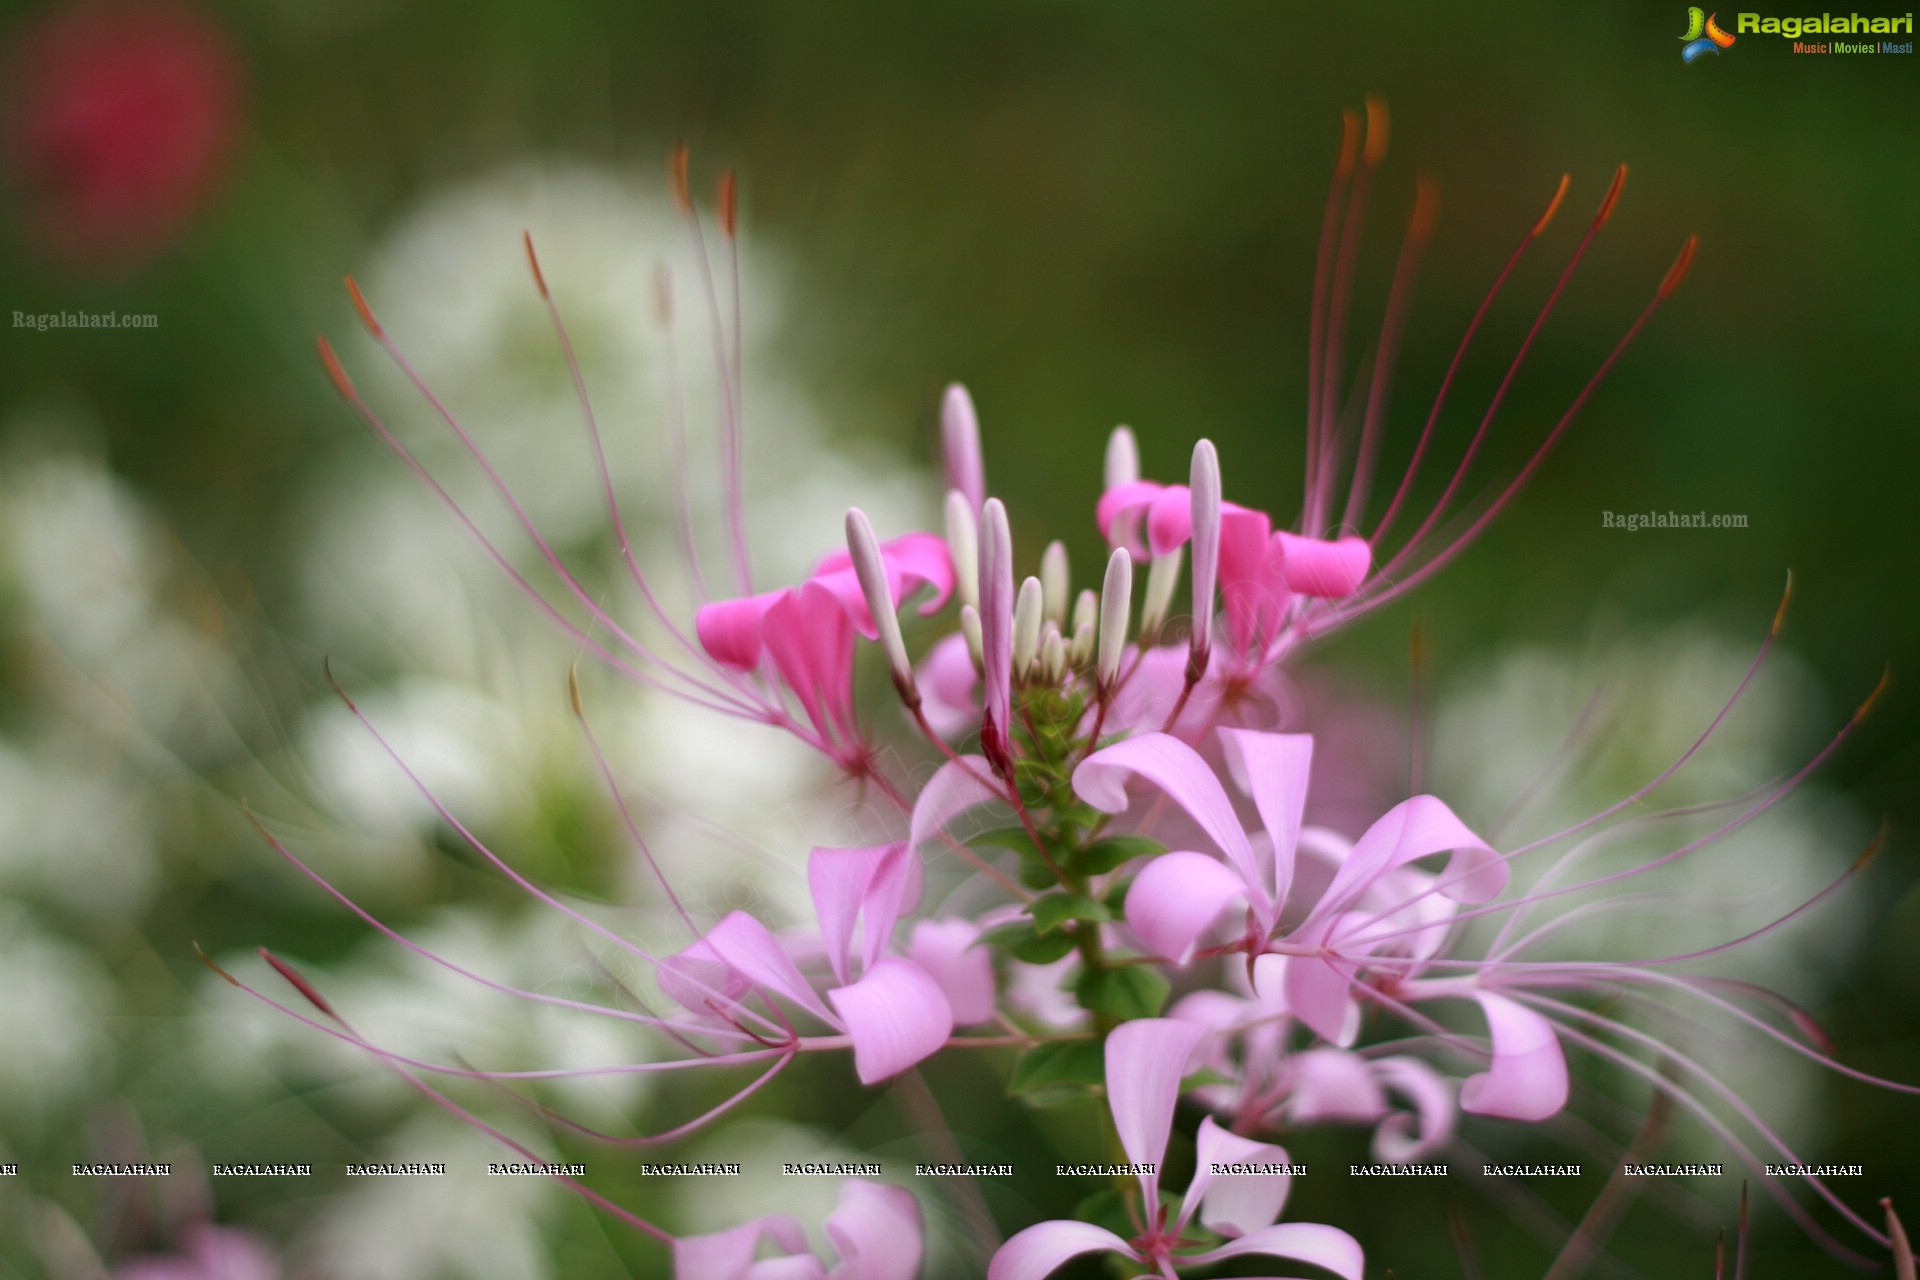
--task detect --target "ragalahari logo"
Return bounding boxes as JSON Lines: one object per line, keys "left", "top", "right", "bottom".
{"left": 1681, "top": 7, "right": 1738, "bottom": 59}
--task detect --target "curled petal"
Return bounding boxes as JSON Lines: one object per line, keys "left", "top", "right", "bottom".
{"left": 824, "top": 1179, "right": 924, "bottom": 1280}
{"left": 1095, "top": 480, "right": 1168, "bottom": 555}
{"left": 915, "top": 633, "right": 979, "bottom": 739}
{"left": 1314, "top": 796, "right": 1502, "bottom": 926}
{"left": 808, "top": 844, "right": 915, "bottom": 986}
{"left": 908, "top": 918, "right": 997, "bottom": 1026}
{"left": 1285, "top": 1048, "right": 1388, "bottom": 1124}
{"left": 1125, "top": 851, "right": 1249, "bottom": 965}
{"left": 1105, "top": 1017, "right": 1206, "bottom": 1200}
{"left": 750, "top": 1257, "right": 829, "bottom": 1280}
{"left": 988, "top": 1220, "right": 1135, "bottom": 1280}
{"left": 1179, "top": 1222, "right": 1365, "bottom": 1280}
{"left": 1181, "top": 1115, "right": 1295, "bottom": 1240}
{"left": 674, "top": 1215, "right": 812, "bottom": 1280}
{"left": 659, "top": 935, "right": 754, "bottom": 1015}
{"left": 1370, "top": 1056, "right": 1457, "bottom": 1164}
{"left": 909, "top": 754, "right": 1002, "bottom": 856}
{"left": 1073, "top": 733, "right": 1263, "bottom": 908}
{"left": 1458, "top": 990, "right": 1568, "bottom": 1121}
{"left": 1276, "top": 531, "right": 1371, "bottom": 598}
{"left": 1146, "top": 483, "right": 1196, "bottom": 558}
{"left": 763, "top": 581, "right": 858, "bottom": 744}
{"left": 695, "top": 590, "right": 786, "bottom": 670}
{"left": 827, "top": 957, "right": 954, "bottom": 1084}
{"left": 703, "top": 911, "right": 836, "bottom": 1024}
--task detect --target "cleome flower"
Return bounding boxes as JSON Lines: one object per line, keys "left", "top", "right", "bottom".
{"left": 674, "top": 1178, "right": 924, "bottom": 1280}
{"left": 990, "top": 1018, "right": 1363, "bottom": 1280}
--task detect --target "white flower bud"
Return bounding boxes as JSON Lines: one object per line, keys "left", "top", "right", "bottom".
{"left": 1098, "top": 547, "right": 1132, "bottom": 690}
{"left": 1105, "top": 425, "right": 1140, "bottom": 489}
{"left": 845, "top": 508, "right": 917, "bottom": 706}
{"left": 1040, "top": 541, "right": 1069, "bottom": 628}
{"left": 1013, "top": 576, "right": 1044, "bottom": 679}
{"left": 944, "top": 489, "right": 979, "bottom": 609}
{"left": 1140, "top": 546, "right": 1182, "bottom": 642}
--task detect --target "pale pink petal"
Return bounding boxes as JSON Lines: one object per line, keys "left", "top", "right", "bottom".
{"left": 908, "top": 918, "right": 997, "bottom": 1026}
{"left": 1179, "top": 1115, "right": 1294, "bottom": 1240}
{"left": 695, "top": 590, "right": 787, "bottom": 670}
{"left": 1124, "top": 851, "right": 1249, "bottom": 964}
{"left": 1370, "top": 1055, "right": 1457, "bottom": 1164}
{"left": 1105, "top": 1017, "right": 1206, "bottom": 1203}
{"left": 116, "top": 1226, "right": 280, "bottom": 1280}
{"left": 1313, "top": 796, "right": 1502, "bottom": 927}
{"left": 808, "top": 845, "right": 912, "bottom": 986}
{"left": 978, "top": 499, "right": 1015, "bottom": 756}
{"left": 1285, "top": 1047, "right": 1389, "bottom": 1125}
{"left": 748, "top": 1258, "right": 828, "bottom": 1280}
{"left": 1281, "top": 918, "right": 1363, "bottom": 1047}
{"left": 1073, "top": 733, "right": 1262, "bottom": 905}
{"left": 915, "top": 632, "right": 979, "bottom": 739}
{"left": 827, "top": 957, "right": 954, "bottom": 1084}
{"left": 658, "top": 936, "right": 753, "bottom": 1015}
{"left": 825, "top": 1179, "right": 924, "bottom": 1280}
{"left": 909, "top": 755, "right": 1002, "bottom": 857}
{"left": 703, "top": 911, "right": 836, "bottom": 1024}
{"left": 1180, "top": 1222, "right": 1365, "bottom": 1280}
{"left": 1275, "top": 531, "right": 1372, "bottom": 598}
{"left": 675, "top": 1216, "right": 811, "bottom": 1280}
{"left": 988, "top": 1220, "right": 1135, "bottom": 1280}
{"left": 1458, "top": 990, "right": 1568, "bottom": 1122}
{"left": 1218, "top": 729, "right": 1313, "bottom": 908}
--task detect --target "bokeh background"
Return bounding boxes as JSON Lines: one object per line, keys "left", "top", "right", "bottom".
{"left": 1, "top": 1, "right": 1915, "bottom": 1276}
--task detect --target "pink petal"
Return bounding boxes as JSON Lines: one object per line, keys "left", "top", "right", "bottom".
{"left": 988, "top": 1220, "right": 1135, "bottom": 1280}
{"left": 1280, "top": 919, "right": 1363, "bottom": 1047}
{"left": 808, "top": 844, "right": 914, "bottom": 986}
{"left": 914, "top": 632, "right": 979, "bottom": 739}
{"left": 695, "top": 589, "right": 787, "bottom": 670}
{"left": 1180, "top": 1222, "right": 1365, "bottom": 1280}
{"left": 909, "top": 754, "right": 1002, "bottom": 859}
{"left": 1180, "top": 1115, "right": 1294, "bottom": 1240}
{"left": 1370, "top": 1056, "right": 1457, "bottom": 1164}
{"left": 1275, "top": 532, "right": 1372, "bottom": 598}
{"left": 883, "top": 532, "right": 957, "bottom": 617}
{"left": 658, "top": 935, "right": 753, "bottom": 1015}
{"left": 763, "top": 581, "right": 857, "bottom": 743}
{"left": 1073, "top": 733, "right": 1263, "bottom": 908}
{"left": 1217, "top": 729, "right": 1313, "bottom": 908}
{"left": 1285, "top": 1048, "right": 1388, "bottom": 1124}
{"left": 702, "top": 910, "right": 836, "bottom": 1024}
{"left": 674, "top": 1216, "right": 811, "bottom": 1280}
{"left": 1105, "top": 1017, "right": 1206, "bottom": 1202}
{"left": 1218, "top": 507, "right": 1284, "bottom": 655}
{"left": 908, "top": 918, "right": 997, "bottom": 1026}
{"left": 748, "top": 1259, "right": 828, "bottom": 1280}
{"left": 827, "top": 957, "right": 954, "bottom": 1084}
{"left": 824, "top": 1179, "right": 924, "bottom": 1280}
{"left": 1458, "top": 990, "right": 1568, "bottom": 1122}
{"left": 1146, "top": 483, "right": 1195, "bottom": 557}
{"left": 1312, "top": 796, "right": 1502, "bottom": 927}
{"left": 1095, "top": 480, "right": 1168, "bottom": 554}
{"left": 1124, "top": 851, "right": 1249, "bottom": 964}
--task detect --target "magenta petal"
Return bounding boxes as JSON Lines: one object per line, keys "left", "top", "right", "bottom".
{"left": 1180, "top": 1115, "right": 1295, "bottom": 1240}
{"left": 1275, "top": 531, "right": 1372, "bottom": 598}
{"left": 703, "top": 911, "right": 836, "bottom": 1024}
{"left": 1314, "top": 796, "right": 1502, "bottom": 925}
{"left": 1218, "top": 729, "right": 1313, "bottom": 907}
{"left": 824, "top": 1179, "right": 924, "bottom": 1280}
{"left": 827, "top": 957, "right": 954, "bottom": 1084}
{"left": 1105, "top": 1017, "right": 1206, "bottom": 1197}
{"left": 1073, "top": 733, "right": 1262, "bottom": 904}
{"left": 988, "top": 1220, "right": 1135, "bottom": 1280}
{"left": 696, "top": 590, "right": 786, "bottom": 670}
{"left": 1096, "top": 479, "right": 1168, "bottom": 552}
{"left": 884, "top": 531, "right": 957, "bottom": 616}
{"left": 1180, "top": 1222, "right": 1365, "bottom": 1280}
{"left": 1370, "top": 1055, "right": 1457, "bottom": 1164}
{"left": 1146, "top": 483, "right": 1195, "bottom": 557}
{"left": 1218, "top": 507, "right": 1283, "bottom": 654}
{"left": 763, "top": 582, "right": 858, "bottom": 743}
{"left": 1125, "top": 851, "right": 1248, "bottom": 964}
{"left": 1458, "top": 991, "right": 1568, "bottom": 1122}
{"left": 908, "top": 918, "right": 997, "bottom": 1025}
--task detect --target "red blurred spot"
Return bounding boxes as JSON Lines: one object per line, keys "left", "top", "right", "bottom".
{"left": 4, "top": 2, "right": 243, "bottom": 268}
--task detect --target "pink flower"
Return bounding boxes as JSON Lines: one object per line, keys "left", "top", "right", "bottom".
{"left": 674, "top": 1179, "right": 924, "bottom": 1280}
{"left": 989, "top": 1019, "right": 1363, "bottom": 1280}
{"left": 112, "top": 1226, "right": 278, "bottom": 1280}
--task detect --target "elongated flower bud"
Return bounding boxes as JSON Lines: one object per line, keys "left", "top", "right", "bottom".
{"left": 1098, "top": 547, "right": 1131, "bottom": 692}
{"left": 1188, "top": 439, "right": 1221, "bottom": 680}
{"left": 1040, "top": 541, "right": 1069, "bottom": 628}
{"left": 1071, "top": 588, "right": 1097, "bottom": 641}
{"left": 1070, "top": 618, "right": 1094, "bottom": 668}
{"left": 942, "top": 383, "right": 986, "bottom": 512}
{"left": 1040, "top": 626, "right": 1067, "bottom": 685}
{"left": 845, "top": 508, "right": 918, "bottom": 708}
{"left": 1140, "top": 546, "right": 1182, "bottom": 642}
{"left": 1013, "top": 576, "right": 1044, "bottom": 679}
{"left": 978, "top": 498, "right": 1015, "bottom": 774}
{"left": 960, "top": 604, "right": 984, "bottom": 672}
{"left": 1105, "top": 425, "right": 1140, "bottom": 489}
{"left": 944, "top": 489, "right": 979, "bottom": 609}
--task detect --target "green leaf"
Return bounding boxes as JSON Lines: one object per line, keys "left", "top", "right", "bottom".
{"left": 1068, "top": 1188, "right": 1135, "bottom": 1237}
{"left": 1075, "top": 964, "right": 1170, "bottom": 1020}
{"left": 979, "top": 921, "right": 1078, "bottom": 964}
{"left": 1009, "top": 1038, "right": 1104, "bottom": 1097}
{"left": 1019, "top": 862, "right": 1061, "bottom": 891}
{"left": 1074, "top": 835, "right": 1165, "bottom": 876}
{"left": 1031, "top": 891, "right": 1112, "bottom": 934}
{"left": 965, "top": 827, "right": 1033, "bottom": 853}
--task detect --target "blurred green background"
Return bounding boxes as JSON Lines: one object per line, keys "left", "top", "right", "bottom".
{"left": 1, "top": 1, "right": 1915, "bottom": 1276}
